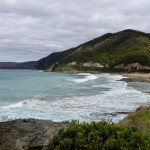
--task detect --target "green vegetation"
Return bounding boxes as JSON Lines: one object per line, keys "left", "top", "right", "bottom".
{"left": 36, "top": 29, "right": 150, "bottom": 72}
{"left": 121, "top": 107, "right": 150, "bottom": 149}
{"left": 48, "top": 121, "right": 148, "bottom": 150}
{"left": 57, "top": 64, "right": 125, "bottom": 73}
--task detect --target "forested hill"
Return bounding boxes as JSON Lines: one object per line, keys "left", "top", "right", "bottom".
{"left": 36, "top": 29, "right": 150, "bottom": 72}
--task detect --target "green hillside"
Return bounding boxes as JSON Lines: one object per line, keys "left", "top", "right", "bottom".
{"left": 36, "top": 29, "right": 150, "bottom": 72}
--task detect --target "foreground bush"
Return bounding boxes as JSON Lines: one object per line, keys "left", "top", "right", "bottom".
{"left": 48, "top": 121, "right": 148, "bottom": 150}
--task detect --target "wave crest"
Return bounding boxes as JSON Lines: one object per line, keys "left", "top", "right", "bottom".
{"left": 69, "top": 73, "right": 98, "bottom": 83}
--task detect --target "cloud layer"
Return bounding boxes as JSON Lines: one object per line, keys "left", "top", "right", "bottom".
{"left": 0, "top": 0, "right": 150, "bottom": 61}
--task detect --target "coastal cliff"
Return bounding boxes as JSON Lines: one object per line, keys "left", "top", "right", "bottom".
{"left": 36, "top": 29, "right": 150, "bottom": 73}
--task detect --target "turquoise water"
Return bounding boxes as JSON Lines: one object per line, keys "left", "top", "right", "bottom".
{"left": 0, "top": 70, "right": 150, "bottom": 122}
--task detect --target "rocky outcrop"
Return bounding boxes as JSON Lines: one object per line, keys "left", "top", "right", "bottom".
{"left": 0, "top": 119, "right": 69, "bottom": 150}
{"left": 115, "top": 63, "right": 125, "bottom": 69}
{"left": 115, "top": 63, "right": 150, "bottom": 71}
{"left": 124, "top": 63, "right": 150, "bottom": 70}
{"left": 68, "top": 62, "right": 104, "bottom": 68}
{"left": 47, "top": 62, "right": 59, "bottom": 72}
{"left": 82, "top": 62, "right": 104, "bottom": 68}
{"left": 68, "top": 62, "right": 77, "bottom": 65}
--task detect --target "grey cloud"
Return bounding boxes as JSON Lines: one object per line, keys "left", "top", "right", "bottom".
{"left": 0, "top": 0, "right": 150, "bottom": 62}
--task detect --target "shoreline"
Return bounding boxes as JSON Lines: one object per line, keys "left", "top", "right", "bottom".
{"left": 1, "top": 71, "right": 150, "bottom": 149}
{"left": 61, "top": 70, "right": 150, "bottom": 82}
{"left": 121, "top": 73, "right": 150, "bottom": 82}
{"left": 1, "top": 107, "right": 150, "bottom": 150}
{"left": 121, "top": 73, "right": 150, "bottom": 95}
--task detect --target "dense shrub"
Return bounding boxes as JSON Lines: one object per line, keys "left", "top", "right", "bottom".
{"left": 48, "top": 121, "right": 148, "bottom": 150}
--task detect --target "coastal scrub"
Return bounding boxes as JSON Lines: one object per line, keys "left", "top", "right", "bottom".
{"left": 48, "top": 121, "right": 148, "bottom": 150}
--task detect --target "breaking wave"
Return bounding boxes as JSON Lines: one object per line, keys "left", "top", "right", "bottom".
{"left": 0, "top": 72, "right": 150, "bottom": 122}
{"left": 68, "top": 73, "right": 98, "bottom": 83}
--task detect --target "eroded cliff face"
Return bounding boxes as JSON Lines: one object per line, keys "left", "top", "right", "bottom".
{"left": 115, "top": 63, "right": 150, "bottom": 71}
{"left": 48, "top": 61, "right": 150, "bottom": 73}
{"left": 0, "top": 119, "right": 69, "bottom": 150}
{"left": 68, "top": 62, "right": 105, "bottom": 68}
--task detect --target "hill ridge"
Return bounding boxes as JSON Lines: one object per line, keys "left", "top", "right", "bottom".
{"left": 33, "top": 29, "right": 150, "bottom": 72}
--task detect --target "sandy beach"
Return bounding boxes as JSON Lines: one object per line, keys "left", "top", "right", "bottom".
{"left": 122, "top": 73, "right": 150, "bottom": 82}
{"left": 121, "top": 73, "right": 150, "bottom": 95}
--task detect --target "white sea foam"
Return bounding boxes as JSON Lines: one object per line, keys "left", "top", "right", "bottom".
{"left": 1, "top": 83, "right": 150, "bottom": 122}
{"left": 1, "top": 101, "right": 24, "bottom": 109}
{"left": 92, "top": 74, "right": 127, "bottom": 90}
{"left": 1, "top": 73, "right": 150, "bottom": 122}
{"left": 69, "top": 73, "right": 98, "bottom": 83}
{"left": 0, "top": 99, "right": 47, "bottom": 109}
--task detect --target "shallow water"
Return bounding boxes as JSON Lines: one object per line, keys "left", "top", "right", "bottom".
{"left": 0, "top": 70, "right": 150, "bottom": 122}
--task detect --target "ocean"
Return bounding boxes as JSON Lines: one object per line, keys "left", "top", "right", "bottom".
{"left": 0, "top": 69, "right": 150, "bottom": 122}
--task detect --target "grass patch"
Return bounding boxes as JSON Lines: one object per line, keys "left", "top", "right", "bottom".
{"left": 121, "top": 107, "right": 150, "bottom": 149}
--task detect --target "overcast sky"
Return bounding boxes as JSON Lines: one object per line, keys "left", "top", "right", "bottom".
{"left": 0, "top": 0, "right": 150, "bottom": 62}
